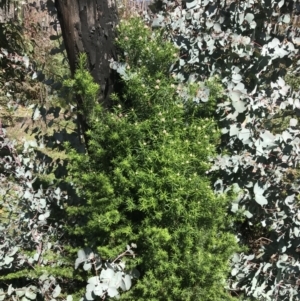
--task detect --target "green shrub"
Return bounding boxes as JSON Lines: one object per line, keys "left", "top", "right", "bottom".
{"left": 66, "top": 18, "right": 239, "bottom": 301}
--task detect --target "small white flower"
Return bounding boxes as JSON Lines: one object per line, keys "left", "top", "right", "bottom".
{"left": 127, "top": 65, "right": 130, "bottom": 69}
{"left": 157, "top": 47, "right": 160, "bottom": 50}
{"left": 163, "top": 130, "right": 167, "bottom": 134}
{"left": 118, "top": 104, "right": 121, "bottom": 108}
{"left": 173, "top": 53, "right": 177, "bottom": 57}
{"left": 142, "top": 84, "right": 145, "bottom": 88}
{"left": 115, "top": 38, "right": 118, "bottom": 41}
{"left": 139, "top": 36, "right": 143, "bottom": 40}
{"left": 173, "top": 118, "right": 176, "bottom": 121}
{"left": 156, "top": 79, "right": 160, "bottom": 83}
{"left": 125, "top": 36, "right": 129, "bottom": 41}
{"left": 144, "top": 93, "right": 147, "bottom": 96}
{"left": 161, "top": 118, "right": 165, "bottom": 122}
{"left": 158, "top": 112, "right": 162, "bottom": 116}
{"left": 155, "top": 85, "right": 159, "bottom": 89}
{"left": 171, "top": 84, "right": 175, "bottom": 88}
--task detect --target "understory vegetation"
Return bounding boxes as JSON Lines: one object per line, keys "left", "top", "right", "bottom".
{"left": 65, "top": 20, "right": 240, "bottom": 300}
{"left": 1, "top": 0, "right": 300, "bottom": 301}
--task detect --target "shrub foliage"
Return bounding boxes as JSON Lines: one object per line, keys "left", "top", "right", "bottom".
{"left": 66, "top": 18, "right": 239, "bottom": 301}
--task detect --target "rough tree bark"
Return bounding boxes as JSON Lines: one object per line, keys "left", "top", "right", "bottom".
{"left": 0, "top": 1, "right": 15, "bottom": 23}
{"left": 54, "top": 0, "right": 119, "bottom": 145}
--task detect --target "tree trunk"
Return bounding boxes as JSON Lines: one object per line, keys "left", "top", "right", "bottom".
{"left": 54, "top": 0, "right": 119, "bottom": 146}
{"left": 0, "top": 1, "right": 15, "bottom": 23}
